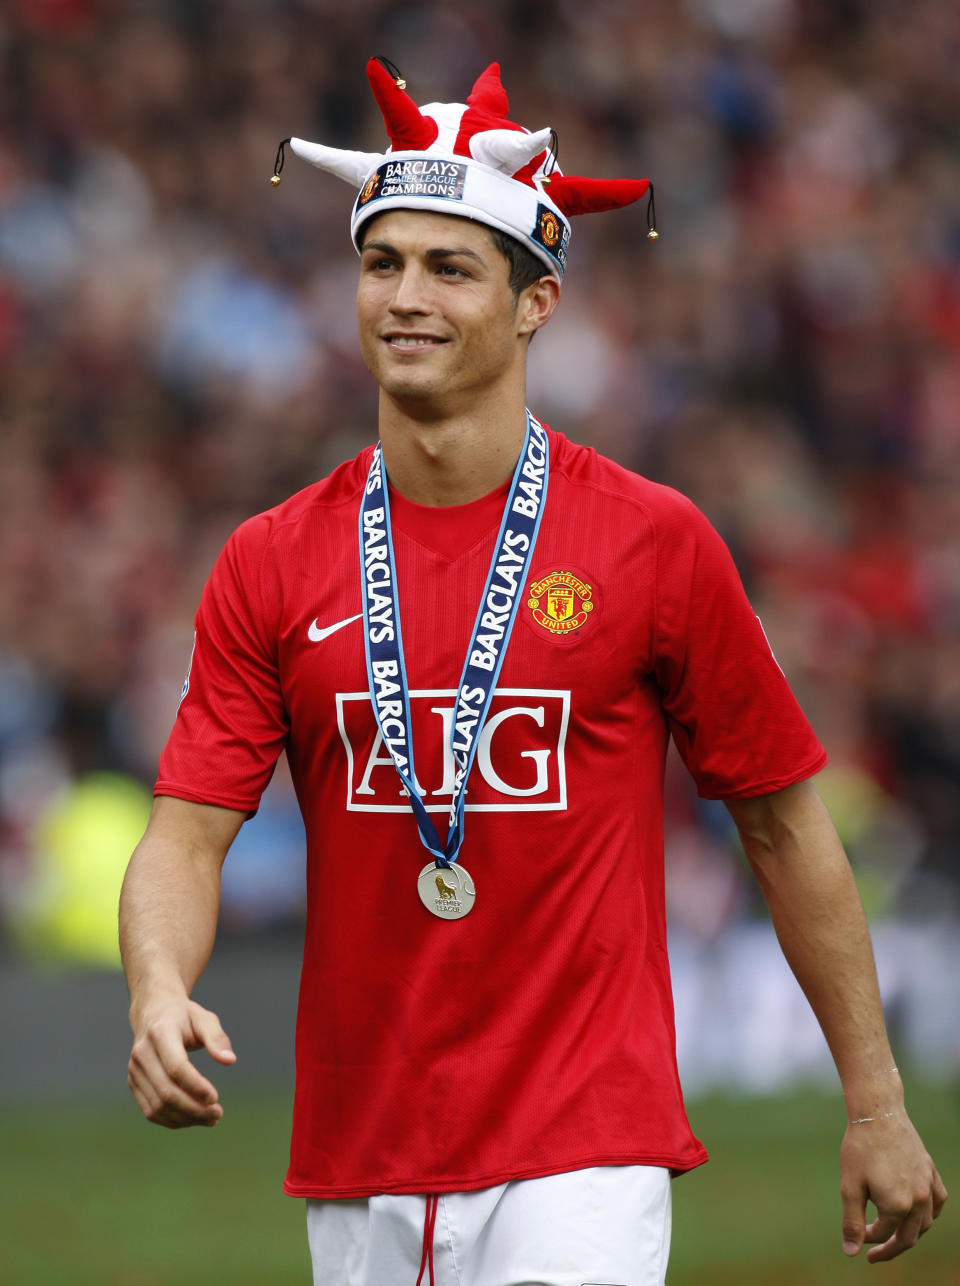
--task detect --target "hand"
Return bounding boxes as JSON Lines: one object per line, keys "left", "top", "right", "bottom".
{"left": 128, "top": 997, "right": 237, "bottom": 1129}
{"left": 840, "top": 1107, "right": 947, "bottom": 1262}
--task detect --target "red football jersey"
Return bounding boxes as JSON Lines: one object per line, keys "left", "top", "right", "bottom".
{"left": 158, "top": 428, "right": 826, "bottom": 1196}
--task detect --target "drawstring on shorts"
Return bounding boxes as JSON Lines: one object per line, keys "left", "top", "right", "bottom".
{"left": 415, "top": 1194, "right": 440, "bottom": 1286}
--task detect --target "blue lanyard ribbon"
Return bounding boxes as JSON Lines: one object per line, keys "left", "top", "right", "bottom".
{"left": 359, "top": 411, "right": 549, "bottom": 868}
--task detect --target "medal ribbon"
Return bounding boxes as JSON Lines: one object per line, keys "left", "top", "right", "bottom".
{"left": 359, "top": 411, "right": 549, "bottom": 869}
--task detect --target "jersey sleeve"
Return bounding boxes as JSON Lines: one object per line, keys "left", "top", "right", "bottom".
{"left": 651, "top": 490, "right": 827, "bottom": 799}
{"left": 156, "top": 514, "right": 289, "bottom": 812}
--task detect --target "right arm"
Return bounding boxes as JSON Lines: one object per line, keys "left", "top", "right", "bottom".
{"left": 119, "top": 794, "right": 246, "bottom": 1128}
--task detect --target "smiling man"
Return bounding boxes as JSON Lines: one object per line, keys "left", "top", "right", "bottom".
{"left": 355, "top": 210, "right": 558, "bottom": 485}
{"left": 119, "top": 58, "right": 945, "bottom": 1286}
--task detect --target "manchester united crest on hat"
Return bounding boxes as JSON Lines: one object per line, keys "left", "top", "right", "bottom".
{"left": 531, "top": 202, "right": 570, "bottom": 271}
{"left": 358, "top": 170, "right": 381, "bottom": 205}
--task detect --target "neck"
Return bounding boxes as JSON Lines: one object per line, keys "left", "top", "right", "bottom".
{"left": 377, "top": 387, "right": 529, "bottom": 506}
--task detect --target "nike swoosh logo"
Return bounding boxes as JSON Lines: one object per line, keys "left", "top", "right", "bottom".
{"left": 308, "top": 613, "right": 362, "bottom": 643}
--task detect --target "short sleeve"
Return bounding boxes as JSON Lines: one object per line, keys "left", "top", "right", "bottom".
{"left": 156, "top": 515, "right": 289, "bottom": 812}
{"left": 652, "top": 491, "right": 827, "bottom": 799}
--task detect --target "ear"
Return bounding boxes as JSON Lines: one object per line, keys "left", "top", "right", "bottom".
{"left": 517, "top": 275, "right": 561, "bottom": 338}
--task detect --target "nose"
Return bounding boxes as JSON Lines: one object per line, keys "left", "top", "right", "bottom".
{"left": 388, "top": 263, "right": 432, "bottom": 316}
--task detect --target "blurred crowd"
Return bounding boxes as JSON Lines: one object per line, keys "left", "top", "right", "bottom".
{"left": 1, "top": 0, "right": 959, "bottom": 967}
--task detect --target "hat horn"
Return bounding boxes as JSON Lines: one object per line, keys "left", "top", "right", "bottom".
{"left": 545, "top": 175, "right": 650, "bottom": 215}
{"left": 366, "top": 57, "right": 439, "bottom": 151}
{"left": 289, "top": 137, "right": 383, "bottom": 187}
{"left": 469, "top": 126, "right": 553, "bottom": 176}
{"left": 467, "top": 62, "right": 510, "bottom": 117}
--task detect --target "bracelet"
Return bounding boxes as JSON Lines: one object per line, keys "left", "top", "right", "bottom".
{"left": 848, "top": 1067, "right": 901, "bottom": 1124}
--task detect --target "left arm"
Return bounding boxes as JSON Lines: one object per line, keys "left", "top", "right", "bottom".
{"left": 724, "top": 779, "right": 947, "bottom": 1262}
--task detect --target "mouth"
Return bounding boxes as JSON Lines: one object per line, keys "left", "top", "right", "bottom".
{"left": 382, "top": 333, "right": 450, "bottom": 352}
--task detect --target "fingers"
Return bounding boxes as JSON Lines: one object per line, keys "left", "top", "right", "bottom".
{"left": 862, "top": 1171, "right": 946, "bottom": 1263}
{"left": 191, "top": 1006, "right": 237, "bottom": 1066}
{"left": 932, "top": 1169, "right": 948, "bottom": 1219}
{"left": 864, "top": 1205, "right": 926, "bottom": 1263}
{"left": 839, "top": 1110, "right": 946, "bottom": 1263}
{"left": 841, "top": 1180, "right": 866, "bottom": 1256}
{"left": 128, "top": 1002, "right": 235, "bottom": 1129}
{"left": 128, "top": 1063, "right": 222, "bottom": 1128}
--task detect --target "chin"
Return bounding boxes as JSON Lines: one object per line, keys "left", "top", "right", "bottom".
{"left": 377, "top": 358, "right": 455, "bottom": 399}
{"left": 380, "top": 372, "right": 441, "bottom": 402}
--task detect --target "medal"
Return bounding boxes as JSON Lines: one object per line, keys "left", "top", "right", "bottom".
{"left": 359, "top": 412, "right": 549, "bottom": 918}
{"left": 417, "top": 861, "right": 477, "bottom": 920}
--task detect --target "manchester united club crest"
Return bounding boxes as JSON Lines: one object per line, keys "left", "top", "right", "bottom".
{"left": 538, "top": 209, "right": 560, "bottom": 247}
{"left": 527, "top": 570, "right": 594, "bottom": 634}
{"left": 358, "top": 171, "right": 381, "bottom": 205}
{"left": 531, "top": 202, "right": 570, "bottom": 271}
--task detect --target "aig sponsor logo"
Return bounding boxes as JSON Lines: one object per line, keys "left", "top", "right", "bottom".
{"left": 336, "top": 688, "right": 570, "bottom": 813}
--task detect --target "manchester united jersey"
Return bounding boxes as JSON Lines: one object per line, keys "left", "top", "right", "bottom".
{"left": 157, "top": 428, "right": 827, "bottom": 1196}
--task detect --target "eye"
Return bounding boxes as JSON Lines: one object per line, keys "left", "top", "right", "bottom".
{"left": 363, "top": 255, "right": 397, "bottom": 273}
{"left": 437, "top": 263, "right": 469, "bottom": 279}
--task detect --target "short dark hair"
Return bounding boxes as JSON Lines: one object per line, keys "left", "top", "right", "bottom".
{"left": 486, "top": 226, "right": 550, "bottom": 299}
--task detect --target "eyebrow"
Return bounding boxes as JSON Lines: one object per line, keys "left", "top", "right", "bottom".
{"left": 362, "top": 240, "right": 487, "bottom": 265}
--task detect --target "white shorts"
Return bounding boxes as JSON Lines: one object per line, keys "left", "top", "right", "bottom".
{"left": 306, "top": 1164, "right": 672, "bottom": 1286}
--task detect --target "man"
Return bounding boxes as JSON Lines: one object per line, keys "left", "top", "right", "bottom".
{"left": 120, "top": 59, "right": 945, "bottom": 1286}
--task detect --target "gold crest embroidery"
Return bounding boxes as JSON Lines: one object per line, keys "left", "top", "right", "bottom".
{"left": 539, "top": 210, "right": 560, "bottom": 247}
{"left": 527, "top": 571, "right": 594, "bottom": 634}
{"left": 359, "top": 172, "right": 381, "bottom": 205}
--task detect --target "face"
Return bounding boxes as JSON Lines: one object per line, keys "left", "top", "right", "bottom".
{"left": 356, "top": 209, "right": 552, "bottom": 414}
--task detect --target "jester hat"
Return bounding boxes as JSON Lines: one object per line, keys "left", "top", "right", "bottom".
{"left": 272, "top": 57, "right": 656, "bottom": 278}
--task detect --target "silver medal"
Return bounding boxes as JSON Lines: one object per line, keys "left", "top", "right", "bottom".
{"left": 360, "top": 417, "right": 549, "bottom": 927}
{"left": 417, "top": 862, "right": 476, "bottom": 920}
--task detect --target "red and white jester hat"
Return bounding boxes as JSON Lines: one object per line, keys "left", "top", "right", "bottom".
{"left": 271, "top": 56, "right": 656, "bottom": 278}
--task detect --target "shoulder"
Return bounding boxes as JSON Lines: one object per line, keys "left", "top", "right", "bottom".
{"left": 224, "top": 446, "right": 373, "bottom": 564}
{"left": 547, "top": 427, "right": 714, "bottom": 535}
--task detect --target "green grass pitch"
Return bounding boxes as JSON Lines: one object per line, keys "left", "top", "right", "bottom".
{"left": 0, "top": 1081, "right": 955, "bottom": 1284}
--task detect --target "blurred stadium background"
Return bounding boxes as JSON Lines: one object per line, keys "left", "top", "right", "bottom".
{"left": 0, "top": 0, "right": 957, "bottom": 1281}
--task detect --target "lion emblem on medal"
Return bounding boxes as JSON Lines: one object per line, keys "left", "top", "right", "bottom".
{"left": 436, "top": 874, "right": 457, "bottom": 900}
